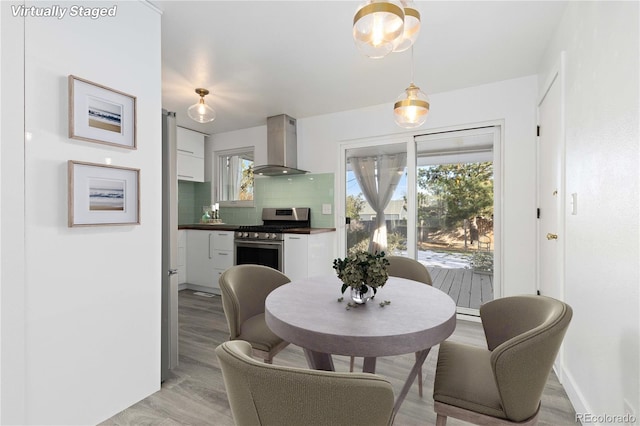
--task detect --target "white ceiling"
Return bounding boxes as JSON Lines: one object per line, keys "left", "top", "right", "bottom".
{"left": 158, "top": 1, "right": 567, "bottom": 135}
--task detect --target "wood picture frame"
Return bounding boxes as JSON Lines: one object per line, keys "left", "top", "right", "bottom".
{"left": 68, "top": 160, "right": 140, "bottom": 227}
{"left": 68, "top": 75, "right": 137, "bottom": 149}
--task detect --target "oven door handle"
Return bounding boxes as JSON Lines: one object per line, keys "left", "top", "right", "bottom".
{"left": 234, "top": 240, "right": 282, "bottom": 246}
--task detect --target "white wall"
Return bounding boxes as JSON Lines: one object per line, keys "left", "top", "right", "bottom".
{"left": 1, "top": 3, "right": 27, "bottom": 423}
{"left": 211, "top": 76, "right": 539, "bottom": 296}
{"left": 538, "top": 1, "right": 639, "bottom": 420}
{"left": 2, "top": 1, "right": 163, "bottom": 424}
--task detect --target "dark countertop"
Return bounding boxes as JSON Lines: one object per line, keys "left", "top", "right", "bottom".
{"left": 178, "top": 224, "right": 336, "bottom": 234}
{"left": 179, "top": 224, "right": 240, "bottom": 231}
{"left": 282, "top": 227, "right": 336, "bottom": 234}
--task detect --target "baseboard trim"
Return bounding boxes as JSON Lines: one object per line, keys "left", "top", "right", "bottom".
{"left": 456, "top": 312, "right": 481, "bottom": 323}
{"left": 562, "top": 367, "right": 591, "bottom": 424}
{"left": 182, "top": 283, "right": 221, "bottom": 296}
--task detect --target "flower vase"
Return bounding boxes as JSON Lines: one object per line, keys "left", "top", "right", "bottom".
{"left": 350, "top": 284, "right": 373, "bottom": 304}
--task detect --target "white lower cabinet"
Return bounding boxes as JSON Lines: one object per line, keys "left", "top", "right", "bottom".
{"left": 284, "top": 232, "right": 336, "bottom": 281}
{"left": 185, "top": 230, "right": 234, "bottom": 294}
{"left": 212, "top": 230, "right": 234, "bottom": 286}
{"left": 283, "top": 234, "right": 308, "bottom": 281}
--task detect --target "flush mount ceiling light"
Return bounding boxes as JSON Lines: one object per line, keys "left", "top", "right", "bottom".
{"left": 353, "top": 0, "right": 405, "bottom": 59}
{"left": 187, "top": 88, "right": 216, "bottom": 123}
{"left": 393, "top": 0, "right": 421, "bottom": 53}
{"left": 394, "top": 47, "right": 429, "bottom": 128}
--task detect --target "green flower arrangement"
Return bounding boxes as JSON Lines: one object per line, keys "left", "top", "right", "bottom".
{"left": 332, "top": 251, "right": 390, "bottom": 297}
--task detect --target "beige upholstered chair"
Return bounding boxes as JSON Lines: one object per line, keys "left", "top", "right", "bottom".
{"left": 386, "top": 255, "right": 433, "bottom": 286}
{"left": 216, "top": 340, "right": 395, "bottom": 426}
{"left": 433, "top": 295, "right": 573, "bottom": 426}
{"left": 350, "top": 255, "right": 432, "bottom": 397}
{"left": 219, "top": 264, "right": 291, "bottom": 364}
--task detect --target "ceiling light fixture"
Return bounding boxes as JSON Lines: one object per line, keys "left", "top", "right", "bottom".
{"left": 393, "top": 1, "right": 421, "bottom": 53}
{"left": 352, "top": 0, "right": 405, "bottom": 59}
{"left": 187, "top": 88, "right": 216, "bottom": 123}
{"left": 394, "top": 47, "right": 429, "bottom": 128}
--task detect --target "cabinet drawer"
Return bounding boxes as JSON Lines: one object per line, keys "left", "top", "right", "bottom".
{"left": 214, "top": 269, "right": 226, "bottom": 286}
{"left": 213, "top": 250, "right": 234, "bottom": 269}
{"left": 213, "top": 231, "right": 234, "bottom": 250}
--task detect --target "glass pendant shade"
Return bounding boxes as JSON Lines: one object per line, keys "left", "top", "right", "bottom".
{"left": 353, "top": 0, "right": 405, "bottom": 59}
{"left": 394, "top": 83, "right": 429, "bottom": 128}
{"left": 393, "top": 1, "right": 421, "bottom": 52}
{"left": 187, "top": 88, "right": 216, "bottom": 123}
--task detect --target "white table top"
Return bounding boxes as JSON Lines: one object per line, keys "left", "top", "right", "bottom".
{"left": 265, "top": 275, "right": 457, "bottom": 358}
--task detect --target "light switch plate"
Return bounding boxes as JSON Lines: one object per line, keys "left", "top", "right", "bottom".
{"left": 322, "top": 204, "right": 332, "bottom": 215}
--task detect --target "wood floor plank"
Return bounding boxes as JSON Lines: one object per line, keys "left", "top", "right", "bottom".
{"left": 102, "top": 290, "right": 578, "bottom": 425}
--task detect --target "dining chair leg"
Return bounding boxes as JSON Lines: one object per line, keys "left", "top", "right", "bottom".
{"left": 415, "top": 352, "right": 423, "bottom": 397}
{"left": 435, "top": 414, "right": 447, "bottom": 426}
{"left": 349, "top": 356, "right": 355, "bottom": 372}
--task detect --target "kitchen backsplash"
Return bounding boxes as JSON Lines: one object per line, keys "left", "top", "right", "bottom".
{"left": 178, "top": 181, "right": 212, "bottom": 225}
{"left": 178, "top": 173, "right": 335, "bottom": 228}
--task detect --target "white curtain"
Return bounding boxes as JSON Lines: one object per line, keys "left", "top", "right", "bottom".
{"left": 351, "top": 153, "right": 406, "bottom": 253}
{"left": 229, "top": 155, "right": 241, "bottom": 199}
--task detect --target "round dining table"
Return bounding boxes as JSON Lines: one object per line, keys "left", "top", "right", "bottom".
{"left": 265, "top": 274, "right": 457, "bottom": 418}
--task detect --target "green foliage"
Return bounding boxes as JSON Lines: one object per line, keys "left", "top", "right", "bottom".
{"left": 387, "top": 231, "right": 406, "bottom": 253}
{"left": 417, "top": 162, "right": 493, "bottom": 229}
{"left": 333, "top": 251, "right": 390, "bottom": 296}
{"left": 346, "top": 194, "right": 366, "bottom": 220}
{"left": 471, "top": 251, "right": 494, "bottom": 274}
{"left": 239, "top": 163, "right": 253, "bottom": 201}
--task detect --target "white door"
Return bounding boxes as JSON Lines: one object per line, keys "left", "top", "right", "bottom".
{"left": 162, "top": 110, "right": 179, "bottom": 380}
{"left": 537, "top": 59, "right": 565, "bottom": 303}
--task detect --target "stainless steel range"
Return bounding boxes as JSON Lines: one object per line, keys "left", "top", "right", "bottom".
{"left": 234, "top": 207, "right": 311, "bottom": 271}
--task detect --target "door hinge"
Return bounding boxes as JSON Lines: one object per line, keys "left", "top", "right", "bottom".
{"left": 537, "top": 208, "right": 540, "bottom": 219}
{"left": 536, "top": 125, "right": 540, "bottom": 137}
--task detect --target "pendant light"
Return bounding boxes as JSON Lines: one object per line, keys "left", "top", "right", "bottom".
{"left": 187, "top": 88, "right": 216, "bottom": 123}
{"left": 394, "top": 47, "right": 429, "bottom": 128}
{"left": 353, "top": 0, "right": 405, "bottom": 59}
{"left": 393, "top": 0, "right": 421, "bottom": 53}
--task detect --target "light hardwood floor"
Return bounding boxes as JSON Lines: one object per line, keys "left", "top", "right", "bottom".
{"left": 102, "top": 290, "right": 578, "bottom": 426}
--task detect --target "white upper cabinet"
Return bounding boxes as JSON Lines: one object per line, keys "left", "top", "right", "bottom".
{"left": 177, "top": 127, "right": 205, "bottom": 182}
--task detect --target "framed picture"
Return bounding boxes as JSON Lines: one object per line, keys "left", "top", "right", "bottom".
{"left": 68, "top": 160, "right": 140, "bottom": 227}
{"left": 68, "top": 75, "right": 137, "bottom": 149}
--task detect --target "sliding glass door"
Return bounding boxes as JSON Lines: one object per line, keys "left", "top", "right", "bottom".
{"left": 345, "top": 143, "right": 408, "bottom": 256}
{"left": 341, "top": 126, "right": 500, "bottom": 315}
{"left": 415, "top": 128, "right": 497, "bottom": 314}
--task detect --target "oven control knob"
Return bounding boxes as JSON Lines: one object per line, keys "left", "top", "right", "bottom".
{"left": 253, "top": 233, "right": 260, "bottom": 238}
{"left": 270, "top": 233, "right": 277, "bottom": 239}
{"left": 242, "top": 232, "right": 248, "bottom": 238}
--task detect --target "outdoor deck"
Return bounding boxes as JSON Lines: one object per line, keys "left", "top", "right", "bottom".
{"left": 426, "top": 267, "right": 493, "bottom": 311}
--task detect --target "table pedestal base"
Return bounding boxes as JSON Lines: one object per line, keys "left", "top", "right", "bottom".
{"left": 302, "top": 347, "right": 431, "bottom": 421}
{"left": 303, "top": 348, "right": 334, "bottom": 371}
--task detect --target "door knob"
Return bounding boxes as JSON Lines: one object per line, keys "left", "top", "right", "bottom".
{"left": 546, "top": 233, "right": 558, "bottom": 240}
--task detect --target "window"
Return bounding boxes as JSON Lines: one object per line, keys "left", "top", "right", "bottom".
{"left": 216, "top": 147, "right": 254, "bottom": 206}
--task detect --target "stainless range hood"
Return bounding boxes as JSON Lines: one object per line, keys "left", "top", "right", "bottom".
{"left": 253, "top": 114, "right": 308, "bottom": 176}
